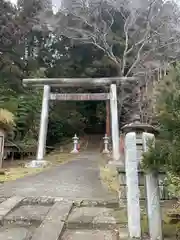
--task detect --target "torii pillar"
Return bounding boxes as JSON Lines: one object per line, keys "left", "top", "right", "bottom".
{"left": 110, "top": 84, "right": 120, "bottom": 161}
{"left": 106, "top": 100, "right": 110, "bottom": 137}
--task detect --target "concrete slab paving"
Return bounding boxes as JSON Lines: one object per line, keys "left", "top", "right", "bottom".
{"left": 61, "top": 229, "right": 119, "bottom": 240}
{"left": 0, "top": 196, "right": 23, "bottom": 219}
{"left": 31, "top": 202, "right": 73, "bottom": 240}
{"left": 0, "top": 226, "right": 31, "bottom": 240}
{"left": 5, "top": 205, "right": 51, "bottom": 221}
{"left": 0, "top": 197, "right": 128, "bottom": 240}
{"left": 0, "top": 196, "right": 9, "bottom": 204}
{"left": 67, "top": 207, "right": 116, "bottom": 226}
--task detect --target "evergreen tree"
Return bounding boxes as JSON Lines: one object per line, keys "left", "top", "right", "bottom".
{"left": 143, "top": 64, "right": 180, "bottom": 175}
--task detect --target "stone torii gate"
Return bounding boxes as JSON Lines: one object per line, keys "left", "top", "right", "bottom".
{"left": 23, "top": 77, "right": 135, "bottom": 167}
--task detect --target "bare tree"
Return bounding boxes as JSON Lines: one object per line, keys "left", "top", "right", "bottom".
{"left": 35, "top": 0, "right": 180, "bottom": 123}
{"left": 37, "top": 0, "right": 180, "bottom": 76}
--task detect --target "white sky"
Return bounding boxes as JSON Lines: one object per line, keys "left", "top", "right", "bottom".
{"left": 8, "top": 0, "right": 61, "bottom": 9}
{"left": 8, "top": 0, "right": 180, "bottom": 7}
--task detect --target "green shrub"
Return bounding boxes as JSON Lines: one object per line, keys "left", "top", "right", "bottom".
{"left": 142, "top": 64, "right": 180, "bottom": 175}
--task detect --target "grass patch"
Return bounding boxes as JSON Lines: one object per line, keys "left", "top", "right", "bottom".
{"left": 45, "top": 152, "right": 79, "bottom": 165}
{"left": 113, "top": 207, "right": 128, "bottom": 224}
{"left": 98, "top": 154, "right": 119, "bottom": 194}
{"left": 113, "top": 204, "right": 180, "bottom": 239}
{"left": 0, "top": 167, "right": 43, "bottom": 182}
{"left": 0, "top": 152, "right": 80, "bottom": 183}
{"left": 100, "top": 164, "right": 119, "bottom": 194}
{"left": 161, "top": 203, "right": 180, "bottom": 238}
{"left": 141, "top": 214, "right": 180, "bottom": 239}
{"left": 140, "top": 203, "right": 180, "bottom": 239}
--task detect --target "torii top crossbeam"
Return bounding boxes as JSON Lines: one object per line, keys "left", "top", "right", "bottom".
{"left": 23, "top": 77, "right": 137, "bottom": 87}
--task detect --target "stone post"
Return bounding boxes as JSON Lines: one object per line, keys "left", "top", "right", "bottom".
{"left": 110, "top": 84, "right": 120, "bottom": 161}
{"left": 0, "top": 129, "right": 5, "bottom": 168}
{"left": 71, "top": 134, "right": 79, "bottom": 153}
{"left": 102, "top": 134, "right": 110, "bottom": 154}
{"left": 26, "top": 85, "right": 50, "bottom": 168}
{"left": 142, "top": 132, "right": 163, "bottom": 240}
{"left": 125, "top": 132, "right": 141, "bottom": 238}
{"left": 119, "top": 121, "right": 145, "bottom": 204}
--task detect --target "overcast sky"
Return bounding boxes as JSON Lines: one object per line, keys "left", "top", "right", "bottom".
{"left": 8, "top": 0, "right": 180, "bottom": 7}
{"left": 9, "top": 0, "right": 16, "bottom": 3}
{"left": 9, "top": 0, "right": 62, "bottom": 8}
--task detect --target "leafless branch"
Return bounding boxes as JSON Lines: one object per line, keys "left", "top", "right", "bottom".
{"left": 121, "top": 15, "right": 131, "bottom": 76}
{"left": 125, "top": 26, "right": 150, "bottom": 77}
{"left": 36, "top": 0, "right": 180, "bottom": 123}
{"left": 123, "top": 0, "right": 160, "bottom": 76}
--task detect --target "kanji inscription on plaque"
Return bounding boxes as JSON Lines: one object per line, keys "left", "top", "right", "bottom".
{"left": 50, "top": 93, "right": 110, "bottom": 101}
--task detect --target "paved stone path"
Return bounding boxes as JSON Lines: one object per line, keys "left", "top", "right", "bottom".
{"left": 0, "top": 196, "right": 128, "bottom": 240}
{"left": 0, "top": 152, "right": 116, "bottom": 200}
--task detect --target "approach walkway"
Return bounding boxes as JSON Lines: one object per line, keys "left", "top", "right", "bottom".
{"left": 0, "top": 152, "right": 116, "bottom": 201}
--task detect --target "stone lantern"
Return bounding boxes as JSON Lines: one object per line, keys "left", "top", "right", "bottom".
{"left": 120, "top": 115, "right": 163, "bottom": 240}
{"left": 117, "top": 115, "right": 159, "bottom": 202}
{"left": 71, "top": 134, "right": 79, "bottom": 154}
{"left": 102, "top": 134, "right": 110, "bottom": 154}
{"left": 121, "top": 116, "right": 158, "bottom": 165}
{"left": 120, "top": 117, "right": 159, "bottom": 198}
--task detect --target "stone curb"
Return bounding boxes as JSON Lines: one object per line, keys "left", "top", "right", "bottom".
{"left": 20, "top": 196, "right": 119, "bottom": 207}
{"left": 65, "top": 222, "right": 119, "bottom": 230}
{"left": 22, "top": 196, "right": 55, "bottom": 205}
{"left": 73, "top": 199, "right": 119, "bottom": 208}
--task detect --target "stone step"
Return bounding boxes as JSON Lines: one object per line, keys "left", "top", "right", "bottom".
{"left": 0, "top": 225, "right": 129, "bottom": 240}
{"left": 66, "top": 207, "right": 117, "bottom": 229}
{"left": 62, "top": 205, "right": 129, "bottom": 240}
{"left": 0, "top": 196, "right": 129, "bottom": 240}
{"left": 4, "top": 204, "right": 51, "bottom": 222}
{"left": 61, "top": 229, "right": 119, "bottom": 240}
{"left": 61, "top": 227, "right": 129, "bottom": 240}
